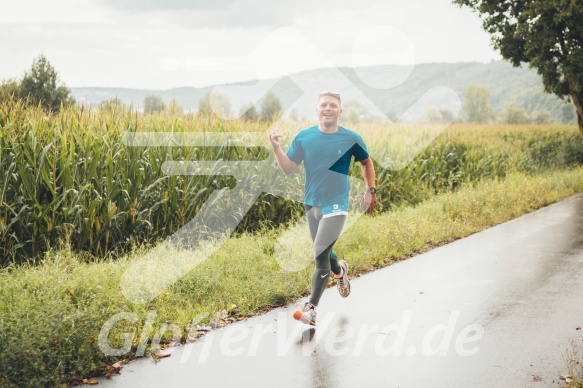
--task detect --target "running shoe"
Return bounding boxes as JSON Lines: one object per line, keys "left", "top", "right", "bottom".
{"left": 336, "top": 260, "right": 351, "bottom": 298}
{"left": 293, "top": 302, "right": 317, "bottom": 326}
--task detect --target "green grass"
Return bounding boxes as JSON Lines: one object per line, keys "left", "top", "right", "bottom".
{"left": 3, "top": 95, "right": 582, "bottom": 264}
{"left": 2, "top": 100, "right": 583, "bottom": 385}
{"left": 565, "top": 338, "right": 583, "bottom": 387}
{"left": 1, "top": 167, "right": 583, "bottom": 387}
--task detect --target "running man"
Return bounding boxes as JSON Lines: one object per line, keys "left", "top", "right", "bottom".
{"left": 268, "top": 91, "right": 377, "bottom": 326}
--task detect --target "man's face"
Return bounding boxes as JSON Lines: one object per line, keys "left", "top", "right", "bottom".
{"left": 317, "top": 95, "right": 342, "bottom": 127}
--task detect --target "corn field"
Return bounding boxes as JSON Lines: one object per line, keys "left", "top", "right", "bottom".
{"left": 1, "top": 100, "right": 582, "bottom": 265}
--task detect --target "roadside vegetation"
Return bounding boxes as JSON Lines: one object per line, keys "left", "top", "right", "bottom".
{"left": 1, "top": 97, "right": 583, "bottom": 386}
{"left": 565, "top": 338, "right": 583, "bottom": 387}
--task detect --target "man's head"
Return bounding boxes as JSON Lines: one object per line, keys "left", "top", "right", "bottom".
{"left": 317, "top": 91, "right": 342, "bottom": 129}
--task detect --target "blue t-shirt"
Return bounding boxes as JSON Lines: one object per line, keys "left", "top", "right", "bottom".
{"left": 286, "top": 125, "right": 369, "bottom": 208}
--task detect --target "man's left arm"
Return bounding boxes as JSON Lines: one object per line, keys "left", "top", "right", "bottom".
{"left": 359, "top": 157, "right": 378, "bottom": 213}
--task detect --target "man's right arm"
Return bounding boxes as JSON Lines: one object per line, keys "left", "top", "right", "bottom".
{"left": 269, "top": 131, "right": 298, "bottom": 175}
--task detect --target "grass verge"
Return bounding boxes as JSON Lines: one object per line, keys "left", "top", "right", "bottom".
{"left": 1, "top": 167, "right": 583, "bottom": 386}
{"left": 565, "top": 337, "right": 583, "bottom": 387}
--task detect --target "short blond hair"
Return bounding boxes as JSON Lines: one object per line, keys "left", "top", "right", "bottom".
{"left": 318, "top": 91, "right": 341, "bottom": 105}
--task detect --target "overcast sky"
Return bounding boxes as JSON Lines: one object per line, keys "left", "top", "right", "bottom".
{"left": 0, "top": 0, "right": 501, "bottom": 90}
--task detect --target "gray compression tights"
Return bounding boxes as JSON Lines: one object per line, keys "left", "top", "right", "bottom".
{"left": 305, "top": 205, "right": 346, "bottom": 306}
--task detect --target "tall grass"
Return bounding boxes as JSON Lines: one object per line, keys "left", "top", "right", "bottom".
{"left": 2, "top": 99, "right": 583, "bottom": 386}
{"left": 1, "top": 167, "right": 582, "bottom": 387}
{"left": 1, "top": 99, "right": 582, "bottom": 265}
{"left": 1, "top": 101, "right": 271, "bottom": 263}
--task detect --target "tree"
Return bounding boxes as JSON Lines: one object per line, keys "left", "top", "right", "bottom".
{"left": 197, "top": 92, "right": 212, "bottom": 116}
{"left": 239, "top": 103, "right": 258, "bottom": 121}
{"left": 425, "top": 106, "right": 457, "bottom": 124}
{"left": 166, "top": 99, "right": 184, "bottom": 115}
{"left": 425, "top": 106, "right": 443, "bottom": 123}
{"left": 20, "top": 55, "right": 74, "bottom": 112}
{"left": 289, "top": 107, "right": 299, "bottom": 121}
{"left": 260, "top": 92, "right": 282, "bottom": 122}
{"left": 560, "top": 104, "right": 577, "bottom": 124}
{"left": 342, "top": 100, "right": 381, "bottom": 123}
{"left": 143, "top": 95, "right": 165, "bottom": 114}
{"left": 0, "top": 79, "right": 21, "bottom": 103}
{"left": 462, "top": 85, "right": 494, "bottom": 123}
{"left": 453, "top": 0, "right": 583, "bottom": 135}
{"left": 343, "top": 100, "right": 367, "bottom": 124}
{"left": 99, "top": 97, "right": 126, "bottom": 112}
{"left": 198, "top": 91, "right": 232, "bottom": 118}
{"left": 344, "top": 106, "right": 361, "bottom": 124}
{"left": 499, "top": 104, "right": 528, "bottom": 124}
{"left": 531, "top": 109, "right": 552, "bottom": 124}
{"left": 439, "top": 108, "right": 456, "bottom": 123}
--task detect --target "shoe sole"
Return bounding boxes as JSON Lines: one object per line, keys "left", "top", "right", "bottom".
{"left": 293, "top": 310, "right": 316, "bottom": 326}
{"left": 338, "top": 260, "right": 350, "bottom": 298}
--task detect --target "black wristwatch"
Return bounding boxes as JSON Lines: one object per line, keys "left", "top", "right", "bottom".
{"left": 368, "top": 187, "right": 377, "bottom": 194}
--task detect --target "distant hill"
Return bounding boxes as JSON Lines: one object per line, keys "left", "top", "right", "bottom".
{"left": 71, "top": 61, "right": 576, "bottom": 123}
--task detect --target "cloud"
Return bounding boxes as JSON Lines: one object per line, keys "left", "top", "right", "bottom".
{"left": 0, "top": 0, "right": 501, "bottom": 89}
{"left": 96, "top": 0, "right": 237, "bottom": 12}
{"left": 94, "top": 0, "right": 308, "bottom": 27}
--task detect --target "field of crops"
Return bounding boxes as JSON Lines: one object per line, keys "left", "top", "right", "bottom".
{"left": 1, "top": 99, "right": 583, "bottom": 386}
{"left": 2, "top": 99, "right": 581, "bottom": 265}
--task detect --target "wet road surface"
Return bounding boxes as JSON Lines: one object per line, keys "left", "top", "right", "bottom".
{"left": 97, "top": 194, "right": 583, "bottom": 387}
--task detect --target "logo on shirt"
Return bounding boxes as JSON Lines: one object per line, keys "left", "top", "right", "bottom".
{"left": 338, "top": 149, "right": 342, "bottom": 154}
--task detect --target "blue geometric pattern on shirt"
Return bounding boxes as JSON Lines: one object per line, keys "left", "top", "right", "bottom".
{"left": 286, "top": 125, "right": 369, "bottom": 208}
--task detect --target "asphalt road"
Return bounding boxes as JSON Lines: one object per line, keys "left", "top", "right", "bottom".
{"left": 96, "top": 194, "right": 583, "bottom": 388}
